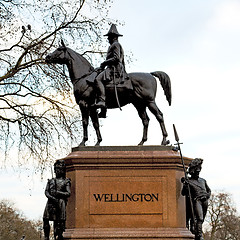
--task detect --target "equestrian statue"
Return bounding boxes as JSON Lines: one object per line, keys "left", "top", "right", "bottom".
{"left": 46, "top": 24, "right": 172, "bottom": 147}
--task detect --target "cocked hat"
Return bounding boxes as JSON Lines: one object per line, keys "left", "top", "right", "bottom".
{"left": 104, "top": 24, "right": 123, "bottom": 37}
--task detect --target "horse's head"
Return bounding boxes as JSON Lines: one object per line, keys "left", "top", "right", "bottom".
{"left": 46, "top": 41, "right": 69, "bottom": 64}
{"left": 46, "top": 41, "right": 94, "bottom": 81}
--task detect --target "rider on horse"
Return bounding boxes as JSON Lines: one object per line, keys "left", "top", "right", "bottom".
{"left": 46, "top": 28, "right": 171, "bottom": 146}
{"left": 94, "top": 24, "right": 127, "bottom": 110}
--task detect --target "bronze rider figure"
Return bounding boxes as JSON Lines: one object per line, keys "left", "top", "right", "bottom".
{"left": 94, "top": 24, "right": 127, "bottom": 109}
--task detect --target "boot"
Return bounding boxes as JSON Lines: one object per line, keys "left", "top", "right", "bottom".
{"left": 43, "top": 220, "right": 50, "bottom": 240}
{"left": 94, "top": 78, "right": 106, "bottom": 108}
{"left": 195, "top": 221, "right": 203, "bottom": 240}
{"left": 98, "top": 108, "right": 107, "bottom": 118}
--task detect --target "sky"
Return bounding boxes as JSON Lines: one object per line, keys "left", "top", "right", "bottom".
{"left": 101, "top": 0, "right": 240, "bottom": 212}
{"left": 0, "top": 0, "right": 240, "bottom": 220}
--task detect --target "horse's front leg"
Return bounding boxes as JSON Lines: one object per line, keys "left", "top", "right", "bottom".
{"left": 90, "top": 108, "right": 102, "bottom": 146}
{"left": 79, "top": 116, "right": 89, "bottom": 146}
{"left": 78, "top": 103, "right": 90, "bottom": 147}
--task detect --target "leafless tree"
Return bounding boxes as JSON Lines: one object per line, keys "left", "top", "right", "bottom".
{"left": 203, "top": 191, "right": 240, "bottom": 240}
{"left": 0, "top": 199, "right": 40, "bottom": 240}
{"left": 0, "top": 0, "right": 117, "bottom": 170}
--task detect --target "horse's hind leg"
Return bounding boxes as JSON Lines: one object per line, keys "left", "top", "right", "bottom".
{"left": 147, "top": 101, "right": 170, "bottom": 145}
{"left": 134, "top": 104, "right": 149, "bottom": 145}
{"left": 90, "top": 109, "right": 102, "bottom": 146}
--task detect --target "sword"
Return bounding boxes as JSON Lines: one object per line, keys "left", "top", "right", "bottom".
{"left": 173, "top": 124, "right": 196, "bottom": 234}
{"left": 113, "top": 67, "right": 122, "bottom": 111}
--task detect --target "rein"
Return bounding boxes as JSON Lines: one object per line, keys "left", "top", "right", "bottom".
{"left": 63, "top": 48, "right": 96, "bottom": 86}
{"left": 74, "top": 71, "right": 92, "bottom": 84}
{"left": 73, "top": 69, "right": 97, "bottom": 85}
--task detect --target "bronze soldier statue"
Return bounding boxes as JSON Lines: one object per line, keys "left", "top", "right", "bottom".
{"left": 94, "top": 24, "right": 127, "bottom": 109}
{"left": 181, "top": 158, "right": 211, "bottom": 240}
{"left": 43, "top": 160, "right": 71, "bottom": 240}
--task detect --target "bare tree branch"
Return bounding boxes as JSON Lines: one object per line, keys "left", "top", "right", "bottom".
{"left": 0, "top": 0, "right": 116, "bottom": 170}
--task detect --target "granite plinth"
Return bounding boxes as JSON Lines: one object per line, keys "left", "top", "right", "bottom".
{"left": 63, "top": 145, "right": 194, "bottom": 239}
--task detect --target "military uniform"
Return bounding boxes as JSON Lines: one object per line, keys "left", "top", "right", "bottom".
{"left": 43, "top": 178, "right": 71, "bottom": 221}
{"left": 181, "top": 159, "right": 211, "bottom": 240}
{"left": 43, "top": 160, "right": 71, "bottom": 240}
{"left": 100, "top": 39, "right": 125, "bottom": 82}
{"left": 95, "top": 24, "right": 126, "bottom": 108}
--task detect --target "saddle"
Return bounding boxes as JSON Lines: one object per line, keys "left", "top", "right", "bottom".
{"left": 105, "top": 77, "right": 133, "bottom": 91}
{"left": 86, "top": 70, "right": 133, "bottom": 91}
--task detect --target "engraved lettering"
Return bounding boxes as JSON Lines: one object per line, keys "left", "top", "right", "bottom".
{"left": 104, "top": 194, "right": 110, "bottom": 202}
{"left": 125, "top": 193, "right": 132, "bottom": 201}
{"left": 93, "top": 194, "right": 104, "bottom": 201}
{"left": 152, "top": 193, "right": 159, "bottom": 201}
{"left": 93, "top": 193, "right": 160, "bottom": 202}
{"left": 144, "top": 194, "right": 152, "bottom": 202}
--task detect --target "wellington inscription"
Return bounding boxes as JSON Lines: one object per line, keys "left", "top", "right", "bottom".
{"left": 89, "top": 178, "right": 165, "bottom": 215}
{"left": 93, "top": 193, "right": 159, "bottom": 202}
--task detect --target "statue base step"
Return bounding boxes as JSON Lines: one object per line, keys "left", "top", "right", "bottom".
{"left": 64, "top": 227, "right": 193, "bottom": 239}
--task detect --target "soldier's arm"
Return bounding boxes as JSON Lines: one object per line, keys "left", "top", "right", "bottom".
{"left": 56, "top": 179, "right": 71, "bottom": 198}
{"left": 205, "top": 180, "right": 211, "bottom": 199}
{"left": 181, "top": 177, "right": 189, "bottom": 196}
{"left": 45, "top": 179, "right": 58, "bottom": 201}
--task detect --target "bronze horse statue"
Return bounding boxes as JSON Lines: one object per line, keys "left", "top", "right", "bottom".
{"left": 46, "top": 43, "right": 172, "bottom": 146}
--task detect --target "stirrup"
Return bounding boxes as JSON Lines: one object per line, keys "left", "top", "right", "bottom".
{"left": 94, "top": 101, "right": 106, "bottom": 109}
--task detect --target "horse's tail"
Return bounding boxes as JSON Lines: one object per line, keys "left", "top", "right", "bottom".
{"left": 151, "top": 71, "right": 172, "bottom": 106}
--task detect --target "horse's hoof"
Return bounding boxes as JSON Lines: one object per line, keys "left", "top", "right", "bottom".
{"left": 78, "top": 144, "right": 85, "bottom": 147}
{"left": 95, "top": 142, "right": 101, "bottom": 146}
{"left": 138, "top": 140, "right": 145, "bottom": 145}
{"left": 161, "top": 139, "right": 170, "bottom": 146}
{"left": 78, "top": 142, "right": 86, "bottom": 147}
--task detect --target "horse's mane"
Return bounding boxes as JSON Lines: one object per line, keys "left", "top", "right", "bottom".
{"left": 73, "top": 49, "right": 94, "bottom": 68}
{"left": 66, "top": 47, "right": 94, "bottom": 79}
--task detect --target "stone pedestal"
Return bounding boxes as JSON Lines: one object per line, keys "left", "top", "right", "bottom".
{"left": 63, "top": 146, "right": 194, "bottom": 239}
